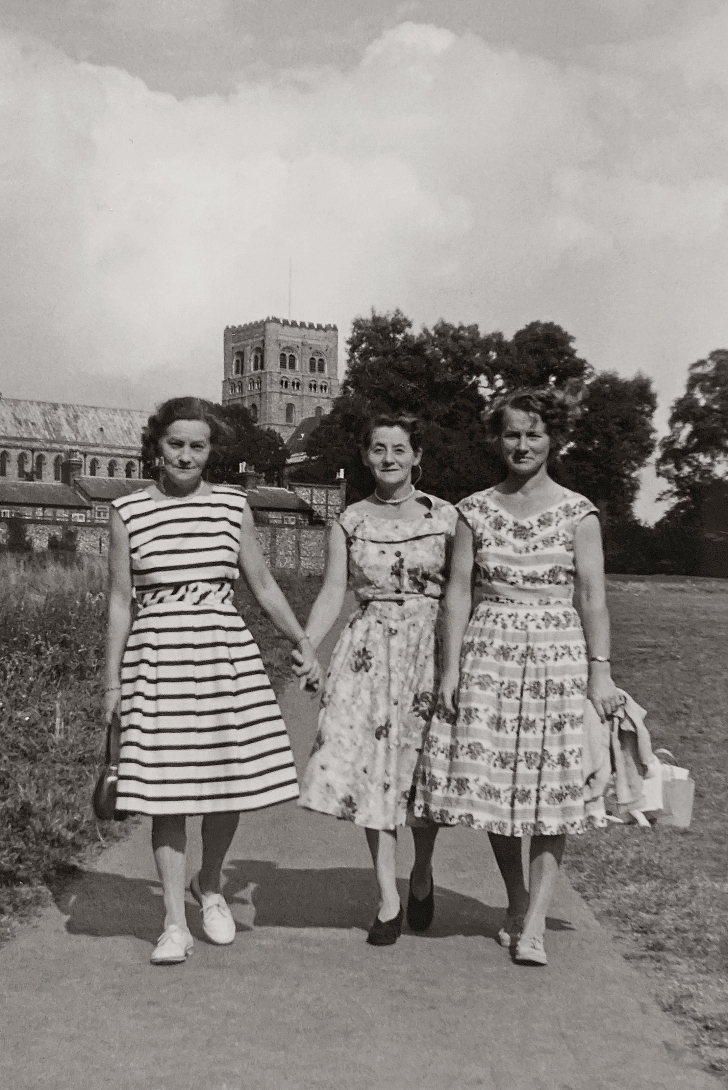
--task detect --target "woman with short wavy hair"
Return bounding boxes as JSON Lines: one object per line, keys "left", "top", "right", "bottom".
{"left": 105, "top": 397, "right": 321, "bottom": 965}
{"left": 414, "top": 387, "right": 620, "bottom": 966}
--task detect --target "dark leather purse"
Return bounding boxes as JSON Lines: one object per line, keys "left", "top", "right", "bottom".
{"left": 92, "top": 711, "right": 128, "bottom": 822}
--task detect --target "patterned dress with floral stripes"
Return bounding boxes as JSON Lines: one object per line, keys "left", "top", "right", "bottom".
{"left": 413, "top": 487, "right": 598, "bottom": 836}
{"left": 112, "top": 485, "right": 299, "bottom": 816}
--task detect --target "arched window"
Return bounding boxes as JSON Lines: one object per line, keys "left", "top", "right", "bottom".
{"left": 317, "top": 358, "right": 325, "bottom": 373}
{"left": 0, "top": 451, "right": 8, "bottom": 477}
{"left": 292, "top": 380, "right": 300, "bottom": 390}
{"left": 17, "top": 452, "right": 27, "bottom": 478}
{"left": 285, "top": 404, "right": 295, "bottom": 424}
{"left": 229, "top": 380, "right": 236, "bottom": 393}
{"left": 125, "top": 461, "right": 135, "bottom": 479}
{"left": 108, "top": 460, "right": 117, "bottom": 478}
{"left": 280, "top": 353, "right": 287, "bottom": 369}
{"left": 34, "top": 454, "right": 45, "bottom": 481}
{"left": 256, "top": 378, "right": 262, "bottom": 390}
{"left": 233, "top": 353, "right": 243, "bottom": 375}
{"left": 309, "top": 381, "right": 317, "bottom": 392}
{"left": 54, "top": 455, "right": 63, "bottom": 481}
{"left": 250, "top": 403, "right": 258, "bottom": 423}
{"left": 309, "top": 357, "right": 316, "bottom": 373}
{"left": 89, "top": 458, "right": 99, "bottom": 477}
{"left": 248, "top": 378, "right": 255, "bottom": 391}
{"left": 253, "top": 349, "right": 263, "bottom": 371}
{"left": 288, "top": 354, "right": 296, "bottom": 370}
{"left": 321, "top": 383, "right": 328, "bottom": 394}
{"left": 237, "top": 382, "right": 243, "bottom": 394}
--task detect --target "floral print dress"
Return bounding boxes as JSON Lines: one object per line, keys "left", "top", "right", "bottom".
{"left": 299, "top": 495, "right": 458, "bottom": 831}
{"left": 414, "top": 487, "right": 598, "bottom": 836}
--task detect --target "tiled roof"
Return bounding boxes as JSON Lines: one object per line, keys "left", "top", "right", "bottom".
{"left": 74, "top": 477, "right": 154, "bottom": 501}
{"left": 0, "top": 481, "right": 89, "bottom": 508}
{"left": 285, "top": 415, "right": 321, "bottom": 456}
{"left": 0, "top": 398, "right": 147, "bottom": 451}
{"left": 246, "top": 486, "right": 313, "bottom": 513}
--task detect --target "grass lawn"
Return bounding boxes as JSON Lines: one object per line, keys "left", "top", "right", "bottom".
{"left": 565, "top": 576, "right": 728, "bottom": 1081}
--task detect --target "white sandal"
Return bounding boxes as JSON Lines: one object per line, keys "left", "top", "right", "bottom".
{"left": 514, "top": 934, "right": 548, "bottom": 966}
{"left": 150, "top": 924, "right": 194, "bottom": 965}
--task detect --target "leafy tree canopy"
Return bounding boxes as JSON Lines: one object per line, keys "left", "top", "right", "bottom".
{"left": 657, "top": 349, "right": 728, "bottom": 520}
{"left": 211, "top": 403, "right": 288, "bottom": 484}
{"left": 300, "top": 310, "right": 655, "bottom": 512}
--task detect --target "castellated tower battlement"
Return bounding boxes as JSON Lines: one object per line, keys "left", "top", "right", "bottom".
{"left": 222, "top": 317, "right": 340, "bottom": 442}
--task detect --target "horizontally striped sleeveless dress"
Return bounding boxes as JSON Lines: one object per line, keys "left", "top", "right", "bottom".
{"left": 112, "top": 485, "right": 299, "bottom": 816}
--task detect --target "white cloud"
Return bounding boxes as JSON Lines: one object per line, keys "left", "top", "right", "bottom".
{"left": 0, "top": 14, "right": 727, "bottom": 448}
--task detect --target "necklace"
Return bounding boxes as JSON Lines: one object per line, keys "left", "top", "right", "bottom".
{"left": 374, "top": 484, "right": 416, "bottom": 506}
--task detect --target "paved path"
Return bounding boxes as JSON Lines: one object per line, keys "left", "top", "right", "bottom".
{"left": 1, "top": 612, "right": 721, "bottom": 1090}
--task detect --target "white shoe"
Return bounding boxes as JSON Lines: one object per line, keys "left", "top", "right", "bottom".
{"left": 190, "top": 873, "right": 236, "bottom": 945}
{"left": 515, "top": 934, "right": 548, "bottom": 966}
{"left": 150, "top": 924, "right": 193, "bottom": 965}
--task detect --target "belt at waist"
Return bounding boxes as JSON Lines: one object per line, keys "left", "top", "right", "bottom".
{"left": 136, "top": 580, "right": 235, "bottom": 610}
{"left": 355, "top": 595, "right": 441, "bottom": 618}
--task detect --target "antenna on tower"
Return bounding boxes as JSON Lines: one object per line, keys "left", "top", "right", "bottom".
{"left": 288, "top": 257, "right": 292, "bottom": 320}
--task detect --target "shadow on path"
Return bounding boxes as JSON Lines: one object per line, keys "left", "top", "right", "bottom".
{"left": 55, "top": 860, "right": 575, "bottom": 943}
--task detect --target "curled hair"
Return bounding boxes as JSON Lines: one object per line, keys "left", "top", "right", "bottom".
{"left": 358, "top": 412, "right": 424, "bottom": 453}
{"left": 142, "top": 397, "right": 233, "bottom": 472}
{"left": 484, "top": 387, "right": 579, "bottom": 455}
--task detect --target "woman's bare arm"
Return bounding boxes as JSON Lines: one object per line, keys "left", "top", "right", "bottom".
{"left": 104, "top": 508, "right": 133, "bottom": 722}
{"left": 303, "top": 521, "right": 349, "bottom": 649}
{"left": 574, "top": 512, "right": 621, "bottom": 721}
{"left": 439, "top": 517, "right": 475, "bottom": 714}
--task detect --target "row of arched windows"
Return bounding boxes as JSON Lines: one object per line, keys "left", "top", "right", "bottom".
{"left": 280, "top": 378, "right": 301, "bottom": 391}
{"left": 308, "top": 381, "right": 329, "bottom": 393}
{"left": 0, "top": 451, "right": 136, "bottom": 480}
{"left": 231, "top": 347, "right": 329, "bottom": 376}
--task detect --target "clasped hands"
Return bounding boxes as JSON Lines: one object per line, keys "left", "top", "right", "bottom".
{"left": 291, "top": 635, "right": 323, "bottom": 693}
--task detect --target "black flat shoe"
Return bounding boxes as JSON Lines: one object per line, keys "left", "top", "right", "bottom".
{"left": 366, "top": 905, "right": 403, "bottom": 946}
{"left": 406, "top": 872, "right": 435, "bottom": 932}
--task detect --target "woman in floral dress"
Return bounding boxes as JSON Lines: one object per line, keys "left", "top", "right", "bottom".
{"left": 414, "top": 388, "right": 621, "bottom": 966}
{"left": 299, "top": 414, "right": 458, "bottom": 946}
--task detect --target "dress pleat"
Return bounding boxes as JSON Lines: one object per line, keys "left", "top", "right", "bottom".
{"left": 112, "top": 486, "right": 299, "bottom": 816}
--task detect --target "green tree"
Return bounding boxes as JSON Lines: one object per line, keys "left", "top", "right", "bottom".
{"left": 657, "top": 349, "right": 728, "bottom": 520}
{"left": 211, "top": 404, "right": 288, "bottom": 485}
{"left": 561, "top": 371, "right": 657, "bottom": 522}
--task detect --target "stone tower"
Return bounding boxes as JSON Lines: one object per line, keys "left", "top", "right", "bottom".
{"left": 222, "top": 317, "right": 339, "bottom": 442}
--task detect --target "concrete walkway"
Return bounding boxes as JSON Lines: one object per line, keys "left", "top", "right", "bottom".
{"left": 1, "top": 616, "right": 721, "bottom": 1090}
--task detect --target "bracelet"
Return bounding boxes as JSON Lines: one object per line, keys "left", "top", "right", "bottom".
{"left": 589, "top": 656, "right": 610, "bottom": 663}
{"left": 294, "top": 634, "right": 311, "bottom": 647}
{"left": 105, "top": 685, "right": 122, "bottom": 692}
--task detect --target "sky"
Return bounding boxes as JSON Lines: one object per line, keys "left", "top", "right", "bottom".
{"left": 1, "top": 0, "right": 727, "bottom": 519}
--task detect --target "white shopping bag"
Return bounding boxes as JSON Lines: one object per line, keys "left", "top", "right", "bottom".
{"left": 653, "top": 749, "right": 694, "bottom": 828}
{"left": 637, "top": 753, "right": 664, "bottom": 814}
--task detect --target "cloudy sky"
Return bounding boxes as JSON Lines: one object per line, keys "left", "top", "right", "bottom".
{"left": 1, "top": 0, "right": 727, "bottom": 516}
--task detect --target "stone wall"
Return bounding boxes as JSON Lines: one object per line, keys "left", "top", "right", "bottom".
{"left": 0, "top": 519, "right": 108, "bottom": 554}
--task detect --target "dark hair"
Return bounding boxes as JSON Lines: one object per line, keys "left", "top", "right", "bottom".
{"left": 142, "top": 397, "right": 232, "bottom": 471}
{"left": 484, "top": 387, "right": 576, "bottom": 455}
{"left": 358, "top": 413, "right": 424, "bottom": 454}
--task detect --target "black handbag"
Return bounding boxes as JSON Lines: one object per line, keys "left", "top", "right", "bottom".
{"left": 92, "top": 711, "right": 128, "bottom": 822}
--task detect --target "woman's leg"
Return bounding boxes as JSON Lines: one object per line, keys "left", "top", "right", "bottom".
{"left": 488, "top": 832, "right": 529, "bottom": 923}
{"left": 198, "top": 811, "right": 240, "bottom": 894}
{"left": 521, "top": 833, "right": 566, "bottom": 941}
{"left": 410, "top": 825, "right": 438, "bottom": 899}
{"left": 365, "top": 828, "right": 400, "bottom": 921}
{"left": 152, "top": 814, "right": 188, "bottom": 930}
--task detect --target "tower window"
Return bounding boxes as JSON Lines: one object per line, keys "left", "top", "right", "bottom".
{"left": 285, "top": 403, "right": 295, "bottom": 424}
{"left": 229, "top": 380, "right": 236, "bottom": 394}
{"left": 233, "top": 353, "right": 243, "bottom": 375}
{"left": 309, "top": 381, "right": 317, "bottom": 392}
{"left": 250, "top": 403, "right": 258, "bottom": 423}
{"left": 89, "top": 458, "right": 99, "bottom": 477}
{"left": 321, "top": 383, "right": 328, "bottom": 393}
{"left": 256, "top": 378, "right": 261, "bottom": 390}
{"left": 0, "top": 451, "right": 8, "bottom": 477}
{"left": 54, "top": 455, "right": 63, "bottom": 481}
{"left": 292, "top": 379, "right": 300, "bottom": 390}
{"left": 17, "top": 452, "right": 27, "bottom": 478}
{"left": 125, "top": 461, "right": 136, "bottom": 479}
{"left": 248, "top": 378, "right": 255, "bottom": 391}
{"left": 280, "top": 353, "right": 287, "bottom": 369}
{"left": 108, "top": 460, "right": 117, "bottom": 478}
{"left": 309, "top": 357, "right": 316, "bottom": 373}
{"left": 288, "top": 354, "right": 296, "bottom": 370}
{"left": 253, "top": 349, "right": 263, "bottom": 371}
{"left": 317, "top": 358, "right": 325, "bottom": 373}
{"left": 34, "top": 454, "right": 45, "bottom": 480}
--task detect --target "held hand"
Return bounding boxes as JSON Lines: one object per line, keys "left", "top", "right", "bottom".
{"left": 291, "top": 643, "right": 323, "bottom": 693}
{"left": 588, "top": 669, "right": 623, "bottom": 722}
{"left": 104, "top": 687, "right": 121, "bottom": 725}
{"left": 438, "top": 671, "right": 460, "bottom": 718}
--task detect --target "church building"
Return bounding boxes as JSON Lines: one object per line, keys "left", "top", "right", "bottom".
{"left": 222, "top": 317, "right": 339, "bottom": 442}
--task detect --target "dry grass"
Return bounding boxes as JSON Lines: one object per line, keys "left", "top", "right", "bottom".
{"left": 565, "top": 576, "right": 728, "bottom": 1082}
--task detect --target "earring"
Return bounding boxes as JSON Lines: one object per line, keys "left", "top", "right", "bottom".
{"left": 413, "top": 465, "right": 423, "bottom": 486}
{"left": 155, "top": 455, "right": 164, "bottom": 469}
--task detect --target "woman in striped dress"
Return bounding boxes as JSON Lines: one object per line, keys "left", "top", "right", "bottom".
{"left": 414, "top": 388, "right": 621, "bottom": 966}
{"left": 105, "top": 397, "right": 320, "bottom": 965}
